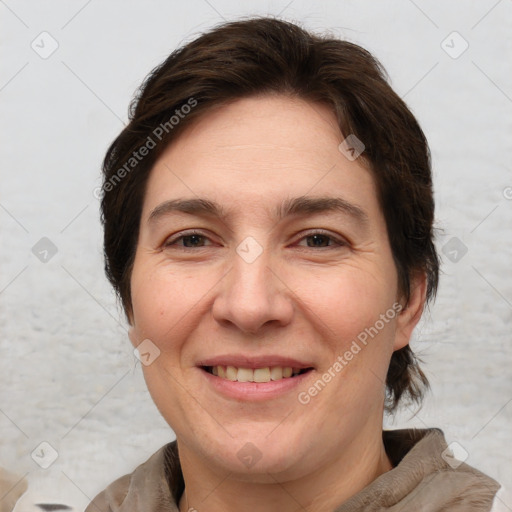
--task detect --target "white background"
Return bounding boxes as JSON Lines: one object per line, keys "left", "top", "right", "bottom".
{"left": 1, "top": 1, "right": 511, "bottom": 510}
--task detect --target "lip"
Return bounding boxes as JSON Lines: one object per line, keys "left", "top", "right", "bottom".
{"left": 200, "top": 367, "right": 314, "bottom": 401}
{"left": 196, "top": 357, "right": 315, "bottom": 402}
{"left": 196, "top": 354, "right": 314, "bottom": 369}
{"left": 196, "top": 355, "right": 316, "bottom": 401}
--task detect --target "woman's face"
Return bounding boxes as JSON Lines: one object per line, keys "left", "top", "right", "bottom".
{"left": 129, "top": 95, "right": 423, "bottom": 479}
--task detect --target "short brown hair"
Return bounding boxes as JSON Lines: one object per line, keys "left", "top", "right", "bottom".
{"left": 100, "top": 17, "right": 439, "bottom": 412}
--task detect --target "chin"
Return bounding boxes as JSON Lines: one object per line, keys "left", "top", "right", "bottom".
{"left": 202, "top": 427, "right": 313, "bottom": 479}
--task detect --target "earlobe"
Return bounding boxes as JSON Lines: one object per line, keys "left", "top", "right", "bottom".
{"left": 393, "top": 272, "right": 427, "bottom": 351}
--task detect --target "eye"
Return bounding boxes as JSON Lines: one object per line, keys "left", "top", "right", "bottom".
{"left": 296, "top": 231, "right": 347, "bottom": 249}
{"left": 164, "top": 230, "right": 213, "bottom": 249}
{"left": 163, "top": 230, "right": 347, "bottom": 251}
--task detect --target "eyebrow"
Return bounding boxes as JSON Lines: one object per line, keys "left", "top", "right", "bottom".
{"left": 148, "top": 196, "right": 369, "bottom": 227}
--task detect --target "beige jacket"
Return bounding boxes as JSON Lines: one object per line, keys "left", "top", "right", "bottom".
{"left": 86, "top": 428, "right": 500, "bottom": 512}
{"left": 0, "top": 468, "right": 27, "bottom": 512}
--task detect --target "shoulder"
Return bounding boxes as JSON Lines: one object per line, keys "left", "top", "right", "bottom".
{"left": 490, "top": 486, "right": 511, "bottom": 512}
{"left": 380, "top": 428, "right": 501, "bottom": 511}
{"left": 85, "top": 443, "right": 177, "bottom": 512}
{"left": 85, "top": 473, "right": 132, "bottom": 512}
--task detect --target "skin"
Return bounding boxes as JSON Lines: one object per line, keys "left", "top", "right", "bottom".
{"left": 128, "top": 95, "right": 427, "bottom": 512}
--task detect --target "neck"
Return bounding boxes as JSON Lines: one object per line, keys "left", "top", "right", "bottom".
{"left": 177, "top": 429, "right": 392, "bottom": 512}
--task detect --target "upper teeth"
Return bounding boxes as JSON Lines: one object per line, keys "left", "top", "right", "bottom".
{"left": 210, "top": 366, "right": 302, "bottom": 382}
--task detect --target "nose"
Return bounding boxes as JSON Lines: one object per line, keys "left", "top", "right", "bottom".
{"left": 211, "top": 247, "right": 294, "bottom": 335}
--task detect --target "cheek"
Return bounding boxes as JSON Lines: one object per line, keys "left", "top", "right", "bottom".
{"left": 129, "top": 263, "right": 221, "bottom": 350}
{"left": 292, "top": 264, "right": 396, "bottom": 345}
{"left": 131, "top": 267, "right": 185, "bottom": 341}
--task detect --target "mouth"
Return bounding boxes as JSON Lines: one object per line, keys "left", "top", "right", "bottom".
{"left": 196, "top": 356, "right": 316, "bottom": 400}
{"left": 201, "top": 365, "right": 314, "bottom": 383}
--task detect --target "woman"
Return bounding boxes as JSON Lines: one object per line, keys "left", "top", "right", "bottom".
{"left": 86, "top": 17, "right": 500, "bottom": 512}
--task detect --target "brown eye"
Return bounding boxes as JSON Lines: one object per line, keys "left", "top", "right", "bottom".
{"left": 180, "top": 234, "right": 207, "bottom": 247}
{"left": 305, "top": 234, "right": 332, "bottom": 247}
{"left": 164, "top": 231, "right": 213, "bottom": 249}
{"left": 296, "top": 231, "right": 346, "bottom": 249}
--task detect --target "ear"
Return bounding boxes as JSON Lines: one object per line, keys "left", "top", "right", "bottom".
{"left": 128, "top": 325, "right": 138, "bottom": 349}
{"left": 126, "top": 305, "right": 138, "bottom": 348}
{"left": 393, "top": 272, "right": 427, "bottom": 351}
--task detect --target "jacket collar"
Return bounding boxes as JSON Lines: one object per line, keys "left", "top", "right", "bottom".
{"left": 88, "top": 428, "right": 500, "bottom": 511}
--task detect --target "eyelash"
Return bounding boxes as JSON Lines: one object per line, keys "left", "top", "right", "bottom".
{"left": 163, "top": 229, "right": 347, "bottom": 251}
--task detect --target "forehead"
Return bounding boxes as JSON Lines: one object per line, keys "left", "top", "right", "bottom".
{"left": 142, "top": 95, "right": 380, "bottom": 225}
{"left": 162, "top": 95, "right": 345, "bottom": 170}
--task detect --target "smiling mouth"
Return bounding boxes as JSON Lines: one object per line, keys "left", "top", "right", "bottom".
{"left": 202, "top": 365, "right": 313, "bottom": 383}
